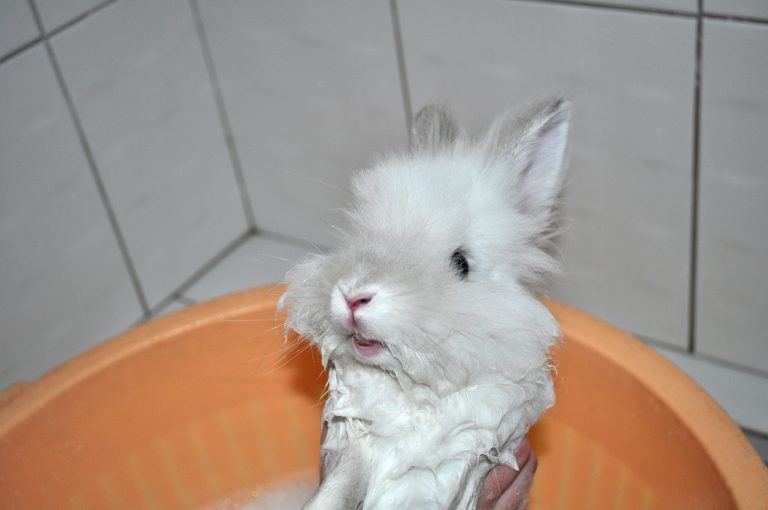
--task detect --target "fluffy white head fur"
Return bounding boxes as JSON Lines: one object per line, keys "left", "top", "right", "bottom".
{"left": 282, "top": 99, "right": 570, "bottom": 510}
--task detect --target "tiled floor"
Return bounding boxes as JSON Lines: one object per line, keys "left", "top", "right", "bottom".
{"left": 184, "top": 234, "right": 318, "bottom": 302}
{"left": 146, "top": 233, "right": 321, "bottom": 317}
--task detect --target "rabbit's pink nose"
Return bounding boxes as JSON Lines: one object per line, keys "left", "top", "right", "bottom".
{"left": 346, "top": 294, "right": 373, "bottom": 312}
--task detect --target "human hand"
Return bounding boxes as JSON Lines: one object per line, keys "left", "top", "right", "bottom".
{"left": 476, "top": 438, "right": 537, "bottom": 510}
{"left": 319, "top": 422, "right": 537, "bottom": 510}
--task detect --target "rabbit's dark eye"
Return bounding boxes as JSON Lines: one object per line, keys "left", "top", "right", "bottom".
{"left": 450, "top": 248, "right": 469, "bottom": 280}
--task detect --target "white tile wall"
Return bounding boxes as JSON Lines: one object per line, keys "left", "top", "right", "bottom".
{"left": 697, "top": 20, "right": 768, "bottom": 373}
{"left": 33, "top": 0, "right": 106, "bottom": 32}
{"left": 198, "top": 0, "right": 407, "bottom": 247}
{"left": 0, "top": 0, "right": 765, "bottom": 429}
{"left": 51, "top": 0, "right": 248, "bottom": 307}
{"left": 400, "top": 0, "right": 696, "bottom": 349}
{"left": 0, "top": 0, "right": 39, "bottom": 59}
{"left": 0, "top": 47, "right": 140, "bottom": 388}
{"left": 705, "top": 0, "right": 768, "bottom": 19}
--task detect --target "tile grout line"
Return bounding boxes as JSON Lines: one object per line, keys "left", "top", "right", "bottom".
{"left": 389, "top": 0, "right": 413, "bottom": 137}
{"left": 687, "top": 0, "right": 703, "bottom": 354}
{"left": 256, "top": 228, "right": 331, "bottom": 255}
{"left": 26, "top": 0, "right": 150, "bottom": 315}
{"left": 173, "top": 295, "right": 197, "bottom": 306}
{"left": 145, "top": 228, "right": 325, "bottom": 321}
{"left": 512, "top": 0, "right": 768, "bottom": 23}
{"left": 703, "top": 11, "right": 768, "bottom": 25}
{"left": 142, "top": 230, "right": 253, "bottom": 320}
{"left": 188, "top": 0, "right": 258, "bottom": 233}
{"left": 743, "top": 427, "right": 768, "bottom": 441}
{"left": 508, "top": 0, "right": 697, "bottom": 18}
{"left": 637, "top": 333, "right": 768, "bottom": 380}
{"left": 689, "top": 349, "right": 768, "bottom": 380}
{"left": 44, "top": 0, "right": 119, "bottom": 39}
{"left": 0, "top": 0, "right": 119, "bottom": 67}
{"left": 0, "top": 36, "right": 43, "bottom": 67}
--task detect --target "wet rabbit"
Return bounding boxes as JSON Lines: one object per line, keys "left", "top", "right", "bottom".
{"left": 282, "top": 98, "right": 571, "bottom": 509}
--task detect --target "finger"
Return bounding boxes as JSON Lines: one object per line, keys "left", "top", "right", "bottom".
{"left": 493, "top": 452, "right": 538, "bottom": 510}
{"left": 477, "top": 439, "right": 533, "bottom": 510}
{"left": 477, "top": 466, "right": 518, "bottom": 510}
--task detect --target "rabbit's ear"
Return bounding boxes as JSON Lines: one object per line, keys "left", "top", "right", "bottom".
{"left": 410, "top": 104, "right": 458, "bottom": 153}
{"left": 485, "top": 99, "right": 571, "bottom": 218}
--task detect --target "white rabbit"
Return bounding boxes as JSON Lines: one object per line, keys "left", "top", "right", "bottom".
{"left": 281, "top": 98, "right": 571, "bottom": 510}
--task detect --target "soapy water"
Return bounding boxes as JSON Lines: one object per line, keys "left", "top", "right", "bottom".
{"left": 199, "top": 471, "right": 317, "bottom": 510}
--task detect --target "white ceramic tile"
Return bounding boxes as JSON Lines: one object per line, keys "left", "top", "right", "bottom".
{"left": 0, "top": 0, "right": 39, "bottom": 59}
{"left": 696, "top": 20, "right": 768, "bottom": 373}
{"left": 34, "top": 0, "right": 105, "bottom": 31}
{"left": 52, "top": 0, "right": 248, "bottom": 307}
{"left": 0, "top": 47, "right": 141, "bottom": 390}
{"left": 400, "top": 0, "right": 696, "bottom": 348}
{"left": 198, "top": 0, "right": 407, "bottom": 247}
{"left": 560, "top": 0, "right": 696, "bottom": 13}
{"left": 705, "top": 0, "right": 768, "bottom": 19}
{"left": 184, "top": 235, "right": 316, "bottom": 302}
{"left": 650, "top": 344, "right": 768, "bottom": 435}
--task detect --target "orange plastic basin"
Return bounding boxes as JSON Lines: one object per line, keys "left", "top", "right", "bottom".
{"left": 0, "top": 286, "right": 766, "bottom": 509}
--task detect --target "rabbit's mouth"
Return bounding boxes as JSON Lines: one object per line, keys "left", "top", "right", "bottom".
{"left": 352, "top": 332, "right": 383, "bottom": 357}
